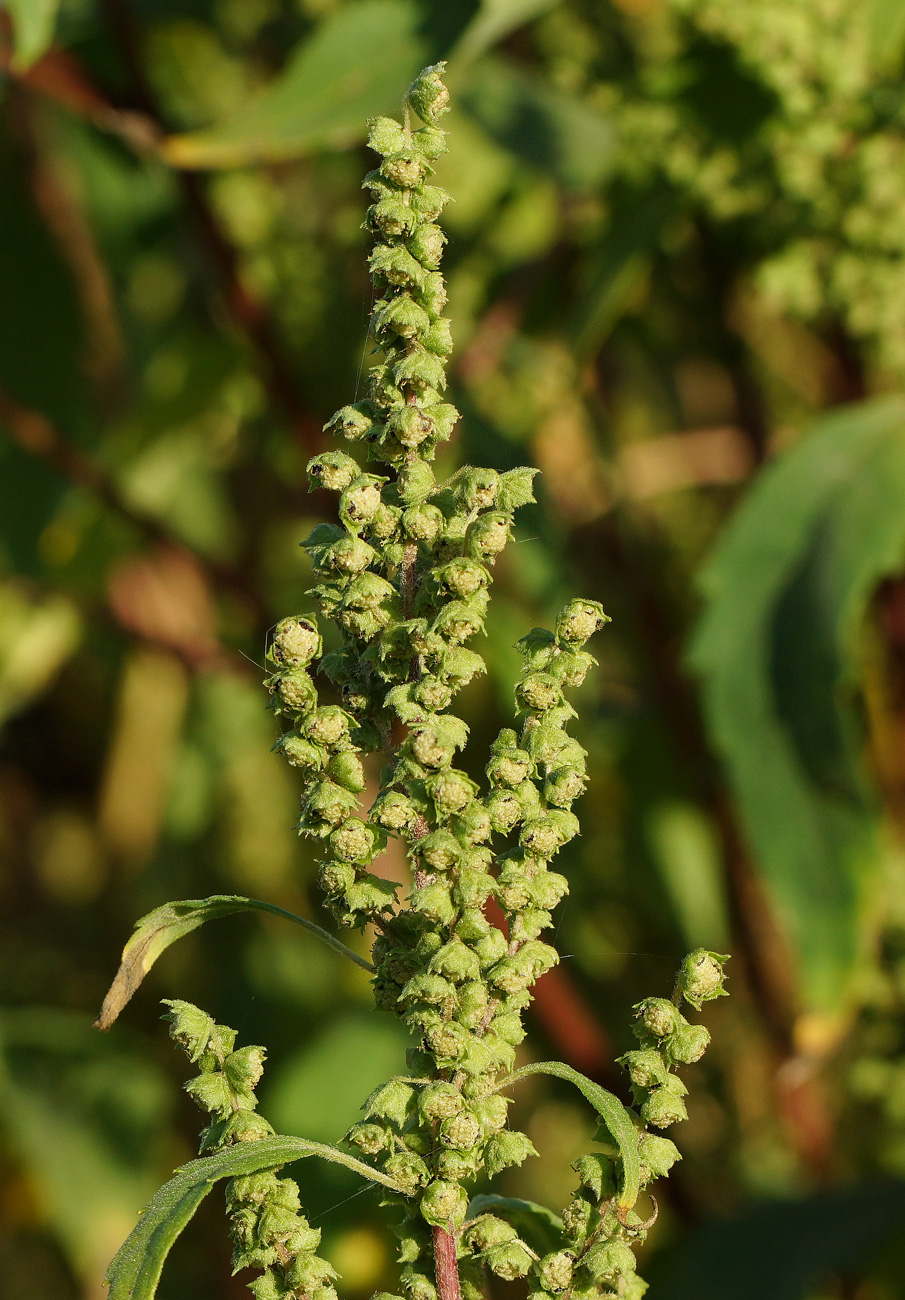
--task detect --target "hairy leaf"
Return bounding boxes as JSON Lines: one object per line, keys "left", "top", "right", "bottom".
{"left": 96, "top": 895, "right": 374, "bottom": 1030}
{"left": 106, "top": 1136, "right": 406, "bottom": 1300}
{"left": 495, "top": 1060, "right": 640, "bottom": 1209}
{"left": 162, "top": 0, "right": 426, "bottom": 168}
{"left": 691, "top": 396, "right": 905, "bottom": 1018}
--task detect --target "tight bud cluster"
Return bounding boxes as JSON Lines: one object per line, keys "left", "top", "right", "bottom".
{"left": 163, "top": 1001, "right": 336, "bottom": 1300}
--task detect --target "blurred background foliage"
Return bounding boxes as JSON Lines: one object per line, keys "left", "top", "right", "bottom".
{"left": 3, "top": 0, "right": 905, "bottom": 1296}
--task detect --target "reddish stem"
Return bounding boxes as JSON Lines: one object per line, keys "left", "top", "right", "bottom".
{"left": 432, "top": 1224, "right": 462, "bottom": 1300}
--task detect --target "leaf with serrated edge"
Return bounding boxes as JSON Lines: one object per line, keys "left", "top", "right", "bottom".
{"left": 106, "top": 1136, "right": 405, "bottom": 1300}
{"left": 95, "top": 896, "right": 374, "bottom": 1031}
{"left": 494, "top": 1060, "right": 640, "bottom": 1209}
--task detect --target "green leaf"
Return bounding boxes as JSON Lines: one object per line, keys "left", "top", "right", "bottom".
{"left": 449, "top": 0, "right": 560, "bottom": 69}
{"left": 459, "top": 55, "right": 614, "bottom": 190}
{"left": 106, "top": 1136, "right": 405, "bottom": 1300}
{"left": 4, "top": 0, "right": 61, "bottom": 69}
{"left": 494, "top": 1060, "right": 640, "bottom": 1210}
{"left": 690, "top": 396, "right": 905, "bottom": 1019}
{"left": 869, "top": 0, "right": 905, "bottom": 72}
{"left": 96, "top": 895, "right": 375, "bottom": 1031}
{"left": 162, "top": 0, "right": 427, "bottom": 169}
{"left": 466, "top": 1193, "right": 563, "bottom": 1254}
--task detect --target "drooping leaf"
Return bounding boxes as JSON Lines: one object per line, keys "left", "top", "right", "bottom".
{"left": 105, "top": 1136, "right": 405, "bottom": 1300}
{"left": 496, "top": 1060, "right": 640, "bottom": 1209}
{"left": 690, "top": 396, "right": 905, "bottom": 1019}
{"left": 162, "top": 0, "right": 427, "bottom": 169}
{"left": 449, "top": 0, "right": 560, "bottom": 69}
{"left": 4, "top": 0, "right": 61, "bottom": 69}
{"left": 96, "top": 895, "right": 374, "bottom": 1031}
{"left": 466, "top": 1193, "right": 563, "bottom": 1254}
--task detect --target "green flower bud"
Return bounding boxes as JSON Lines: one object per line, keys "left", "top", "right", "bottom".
{"left": 301, "top": 780, "right": 360, "bottom": 830}
{"left": 381, "top": 152, "right": 428, "bottom": 189}
{"left": 436, "top": 558, "right": 488, "bottom": 599}
{"left": 162, "top": 999, "right": 216, "bottom": 1063}
{"left": 456, "top": 979, "right": 490, "bottom": 1027}
{"left": 185, "top": 1070, "right": 235, "bottom": 1118}
{"left": 330, "top": 817, "right": 379, "bottom": 864}
{"left": 417, "top": 829, "right": 461, "bottom": 871}
{"left": 486, "top": 750, "right": 532, "bottom": 787}
{"left": 550, "top": 648, "right": 596, "bottom": 688}
{"left": 223, "top": 1045, "right": 266, "bottom": 1093}
{"left": 347, "top": 1121, "right": 390, "bottom": 1155}
{"left": 420, "top": 1179, "right": 468, "bottom": 1228}
{"left": 440, "top": 1111, "right": 482, "bottom": 1149}
{"left": 271, "top": 616, "right": 322, "bottom": 667}
{"left": 474, "top": 926, "right": 509, "bottom": 968}
{"left": 555, "top": 599, "right": 610, "bottom": 645}
{"left": 370, "top": 501, "right": 402, "bottom": 539}
{"left": 484, "top": 788, "right": 523, "bottom": 833}
{"left": 272, "top": 668, "right": 318, "bottom": 714}
{"left": 399, "top": 972, "right": 455, "bottom": 1005}
{"left": 486, "top": 1241, "right": 534, "bottom": 1280}
{"left": 415, "top": 676, "right": 454, "bottom": 711}
{"left": 495, "top": 866, "right": 532, "bottom": 912}
{"left": 419, "top": 1081, "right": 464, "bottom": 1121}
{"left": 318, "top": 859, "right": 356, "bottom": 896}
{"left": 340, "top": 476, "right": 384, "bottom": 527}
{"left": 413, "top": 125, "right": 447, "bottom": 160}
{"left": 367, "top": 115, "right": 408, "bottom": 156}
{"left": 561, "top": 1195, "right": 593, "bottom": 1242}
{"left": 408, "top": 223, "right": 446, "bottom": 271}
{"left": 324, "top": 401, "right": 381, "bottom": 442}
{"left": 585, "top": 1240, "right": 637, "bottom": 1282}
{"left": 484, "top": 1129, "right": 538, "bottom": 1177}
{"left": 517, "top": 672, "right": 563, "bottom": 712}
{"left": 412, "top": 728, "right": 455, "bottom": 769}
{"left": 407, "top": 62, "right": 450, "bottom": 126}
{"left": 429, "top": 768, "right": 477, "bottom": 814}
{"left": 668, "top": 1021, "right": 711, "bottom": 1064}
{"left": 424, "top": 317, "right": 453, "bottom": 356}
{"left": 677, "top": 949, "right": 730, "bottom": 1010}
{"left": 466, "top": 512, "right": 511, "bottom": 559}
{"left": 466, "top": 1214, "right": 517, "bottom": 1252}
{"left": 403, "top": 503, "right": 445, "bottom": 541}
{"left": 573, "top": 1152, "right": 617, "bottom": 1199}
{"left": 429, "top": 938, "right": 481, "bottom": 983}
{"left": 372, "top": 790, "right": 417, "bottom": 831}
{"left": 411, "top": 186, "right": 449, "bottom": 220}
{"left": 307, "top": 451, "right": 360, "bottom": 491}
{"left": 529, "top": 869, "right": 569, "bottom": 910}
{"left": 638, "top": 1131, "right": 681, "bottom": 1180}
{"left": 453, "top": 801, "right": 492, "bottom": 846}
{"left": 248, "top": 1268, "right": 285, "bottom": 1300}
{"left": 543, "top": 766, "right": 586, "bottom": 806}
{"left": 393, "top": 346, "right": 447, "bottom": 394}
{"left": 641, "top": 1082, "right": 689, "bottom": 1128}
{"left": 201, "top": 1108, "right": 274, "bottom": 1151}
{"left": 424, "top": 1018, "right": 468, "bottom": 1062}
{"left": 284, "top": 1254, "right": 338, "bottom": 1290}
{"left": 519, "top": 818, "right": 562, "bottom": 858}
{"left": 387, "top": 404, "right": 435, "bottom": 449}
{"left": 341, "top": 873, "right": 398, "bottom": 917}
{"left": 634, "top": 997, "right": 681, "bottom": 1040}
{"left": 396, "top": 460, "right": 436, "bottom": 502}
{"left": 539, "top": 1252, "right": 574, "bottom": 1292}
{"left": 619, "top": 1048, "right": 669, "bottom": 1089}
{"left": 326, "top": 750, "right": 366, "bottom": 793}
{"left": 276, "top": 732, "right": 326, "bottom": 770}
{"left": 375, "top": 293, "right": 431, "bottom": 338}
{"left": 434, "top": 598, "right": 486, "bottom": 643}
{"left": 329, "top": 535, "right": 377, "bottom": 573}
{"left": 366, "top": 244, "right": 423, "bottom": 287}
{"left": 436, "top": 1148, "right": 479, "bottom": 1180}
{"left": 410, "top": 882, "right": 456, "bottom": 926}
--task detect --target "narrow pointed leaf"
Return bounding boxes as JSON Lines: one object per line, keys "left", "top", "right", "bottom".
{"left": 96, "top": 895, "right": 374, "bottom": 1031}
{"left": 106, "top": 1135, "right": 405, "bottom": 1300}
{"left": 495, "top": 1060, "right": 640, "bottom": 1209}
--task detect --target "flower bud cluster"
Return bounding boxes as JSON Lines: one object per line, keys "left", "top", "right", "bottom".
{"left": 543, "top": 952, "right": 728, "bottom": 1300}
{"left": 163, "top": 1000, "right": 336, "bottom": 1300}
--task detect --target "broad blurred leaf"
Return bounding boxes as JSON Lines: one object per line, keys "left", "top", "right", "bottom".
{"left": 106, "top": 1135, "right": 405, "bottom": 1300}
{"left": 0, "top": 581, "right": 80, "bottom": 725}
{"left": 96, "top": 895, "right": 374, "bottom": 1031}
{"left": 449, "top": 0, "right": 560, "bottom": 69}
{"left": 4, "top": 0, "right": 61, "bottom": 69}
{"left": 460, "top": 55, "right": 614, "bottom": 190}
{"left": 265, "top": 1012, "right": 410, "bottom": 1142}
{"left": 0, "top": 1009, "right": 171, "bottom": 1285}
{"left": 648, "top": 1181, "right": 905, "bottom": 1300}
{"left": 691, "top": 397, "right": 905, "bottom": 1018}
{"left": 162, "top": 0, "right": 427, "bottom": 168}
{"left": 870, "top": 0, "right": 905, "bottom": 71}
